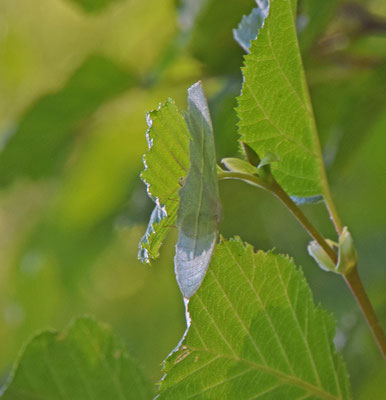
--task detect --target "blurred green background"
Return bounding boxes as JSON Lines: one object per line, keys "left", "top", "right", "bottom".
{"left": 0, "top": 0, "right": 385, "bottom": 397}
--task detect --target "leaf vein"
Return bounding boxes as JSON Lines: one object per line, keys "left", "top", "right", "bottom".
{"left": 273, "top": 257, "right": 322, "bottom": 388}
{"left": 224, "top": 241, "right": 296, "bottom": 375}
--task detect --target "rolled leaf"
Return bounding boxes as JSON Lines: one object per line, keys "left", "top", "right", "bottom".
{"left": 175, "top": 82, "right": 221, "bottom": 298}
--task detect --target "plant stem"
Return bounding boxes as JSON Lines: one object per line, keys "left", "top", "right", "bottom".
{"left": 344, "top": 267, "right": 386, "bottom": 358}
{"left": 218, "top": 171, "right": 337, "bottom": 263}
{"left": 270, "top": 180, "right": 386, "bottom": 358}
{"left": 322, "top": 185, "right": 343, "bottom": 236}
{"left": 269, "top": 180, "right": 338, "bottom": 264}
{"left": 271, "top": 180, "right": 386, "bottom": 358}
{"left": 219, "top": 170, "right": 386, "bottom": 358}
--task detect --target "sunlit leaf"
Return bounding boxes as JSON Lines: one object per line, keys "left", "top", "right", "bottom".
{"left": 175, "top": 82, "right": 221, "bottom": 299}
{"left": 1, "top": 317, "right": 153, "bottom": 400}
{"left": 237, "top": 0, "right": 326, "bottom": 197}
{"left": 139, "top": 99, "right": 190, "bottom": 263}
{"left": 159, "top": 238, "right": 351, "bottom": 399}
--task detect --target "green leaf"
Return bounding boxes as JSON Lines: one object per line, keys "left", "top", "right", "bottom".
{"left": 175, "top": 82, "right": 221, "bottom": 298}
{"left": 159, "top": 238, "right": 351, "bottom": 399}
{"left": 0, "top": 55, "right": 134, "bottom": 187}
{"left": 139, "top": 99, "right": 190, "bottom": 263}
{"left": 242, "top": 142, "right": 261, "bottom": 166}
{"left": 237, "top": 0, "right": 326, "bottom": 198}
{"left": 221, "top": 157, "right": 258, "bottom": 175}
{"left": 138, "top": 203, "right": 175, "bottom": 263}
{"left": 1, "top": 317, "right": 153, "bottom": 400}
{"left": 257, "top": 151, "right": 280, "bottom": 168}
{"left": 233, "top": 0, "right": 269, "bottom": 53}
{"left": 66, "top": 0, "right": 123, "bottom": 13}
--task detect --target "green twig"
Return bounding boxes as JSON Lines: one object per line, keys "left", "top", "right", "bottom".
{"left": 218, "top": 171, "right": 337, "bottom": 263}
{"left": 344, "top": 268, "right": 386, "bottom": 358}
{"left": 322, "top": 184, "right": 343, "bottom": 236}
{"left": 269, "top": 180, "right": 338, "bottom": 264}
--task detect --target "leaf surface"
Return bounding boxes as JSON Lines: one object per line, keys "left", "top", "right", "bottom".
{"left": 237, "top": 0, "right": 326, "bottom": 197}
{"left": 174, "top": 82, "right": 221, "bottom": 299}
{"left": 1, "top": 317, "right": 152, "bottom": 400}
{"left": 139, "top": 100, "right": 190, "bottom": 263}
{"left": 159, "top": 238, "right": 351, "bottom": 399}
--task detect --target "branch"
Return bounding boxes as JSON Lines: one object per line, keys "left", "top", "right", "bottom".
{"left": 344, "top": 267, "right": 386, "bottom": 357}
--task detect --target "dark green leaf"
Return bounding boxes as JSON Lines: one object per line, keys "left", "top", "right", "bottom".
{"left": 242, "top": 141, "right": 261, "bottom": 166}
{"left": 1, "top": 317, "right": 153, "bottom": 400}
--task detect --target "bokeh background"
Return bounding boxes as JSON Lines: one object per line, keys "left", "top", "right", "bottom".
{"left": 0, "top": 0, "right": 385, "bottom": 397}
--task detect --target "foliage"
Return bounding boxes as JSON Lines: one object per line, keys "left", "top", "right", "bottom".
{"left": 174, "top": 82, "right": 220, "bottom": 298}
{"left": 1, "top": 317, "right": 152, "bottom": 399}
{"left": 138, "top": 99, "right": 190, "bottom": 263}
{"left": 159, "top": 238, "right": 351, "bottom": 400}
{"left": 0, "top": 0, "right": 385, "bottom": 399}
{"left": 236, "top": 0, "right": 324, "bottom": 198}
{"left": 0, "top": 55, "right": 134, "bottom": 186}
